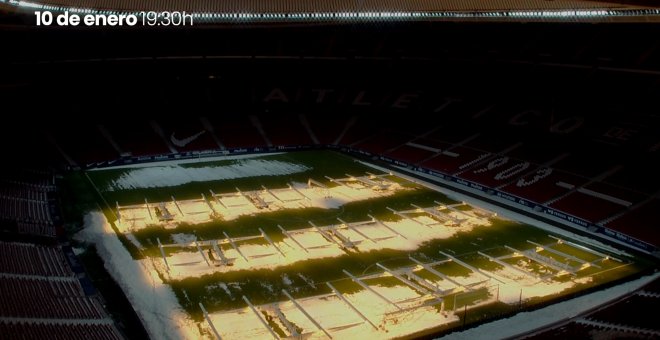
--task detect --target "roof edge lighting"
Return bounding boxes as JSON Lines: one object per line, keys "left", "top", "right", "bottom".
{"left": 4, "top": 1, "right": 660, "bottom": 23}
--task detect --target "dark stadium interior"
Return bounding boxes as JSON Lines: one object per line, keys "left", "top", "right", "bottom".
{"left": 1, "top": 5, "right": 660, "bottom": 340}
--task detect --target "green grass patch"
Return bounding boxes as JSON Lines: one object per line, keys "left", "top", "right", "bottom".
{"left": 132, "top": 188, "right": 456, "bottom": 250}
{"left": 61, "top": 150, "right": 653, "bottom": 336}
{"left": 86, "top": 151, "right": 396, "bottom": 205}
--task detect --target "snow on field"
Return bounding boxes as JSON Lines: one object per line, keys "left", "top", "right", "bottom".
{"left": 486, "top": 266, "right": 594, "bottom": 304}
{"left": 116, "top": 180, "right": 407, "bottom": 232}
{"left": 366, "top": 162, "right": 634, "bottom": 257}
{"left": 171, "top": 233, "right": 197, "bottom": 245}
{"left": 157, "top": 216, "right": 482, "bottom": 280}
{"left": 78, "top": 208, "right": 651, "bottom": 340}
{"left": 269, "top": 188, "right": 304, "bottom": 201}
{"left": 218, "top": 282, "right": 232, "bottom": 297}
{"left": 79, "top": 156, "right": 651, "bottom": 340}
{"left": 208, "top": 284, "right": 458, "bottom": 340}
{"left": 159, "top": 234, "right": 344, "bottom": 279}
{"left": 125, "top": 233, "right": 143, "bottom": 249}
{"left": 441, "top": 272, "right": 660, "bottom": 340}
{"left": 218, "top": 195, "right": 250, "bottom": 208}
{"left": 207, "top": 180, "right": 405, "bottom": 221}
{"left": 282, "top": 273, "right": 293, "bottom": 286}
{"left": 200, "top": 263, "right": 605, "bottom": 339}
{"left": 89, "top": 152, "right": 285, "bottom": 170}
{"left": 75, "top": 212, "right": 202, "bottom": 340}
{"left": 176, "top": 199, "right": 213, "bottom": 224}
{"left": 104, "top": 159, "right": 310, "bottom": 191}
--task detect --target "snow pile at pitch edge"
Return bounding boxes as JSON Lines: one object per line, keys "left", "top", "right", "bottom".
{"left": 105, "top": 159, "right": 310, "bottom": 190}
{"left": 75, "top": 212, "right": 201, "bottom": 340}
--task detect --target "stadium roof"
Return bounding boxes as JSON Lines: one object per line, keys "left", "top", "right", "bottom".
{"left": 2, "top": 0, "right": 659, "bottom": 23}
{"left": 7, "top": 0, "right": 650, "bottom": 12}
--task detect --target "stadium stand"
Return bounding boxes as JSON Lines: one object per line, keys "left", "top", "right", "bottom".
{"left": 603, "top": 163, "right": 660, "bottom": 195}
{"left": 257, "top": 114, "right": 314, "bottom": 146}
{"left": 409, "top": 139, "right": 454, "bottom": 153}
{"left": 384, "top": 144, "right": 437, "bottom": 165}
{"left": 549, "top": 192, "right": 628, "bottom": 223}
{"left": 384, "top": 114, "right": 441, "bottom": 137}
{"left": 605, "top": 199, "right": 660, "bottom": 247}
{"left": 0, "top": 171, "right": 58, "bottom": 238}
{"left": 503, "top": 143, "right": 569, "bottom": 166}
{"left": 305, "top": 114, "right": 349, "bottom": 145}
{"left": 586, "top": 295, "right": 657, "bottom": 330}
{"left": 523, "top": 277, "right": 660, "bottom": 339}
{"left": 0, "top": 323, "right": 122, "bottom": 340}
{"left": 335, "top": 118, "right": 381, "bottom": 146}
{"left": 458, "top": 156, "right": 535, "bottom": 189}
{"left": 0, "top": 277, "right": 106, "bottom": 319}
{"left": 462, "top": 134, "right": 521, "bottom": 155}
{"left": 551, "top": 151, "right": 621, "bottom": 179}
{"left": 500, "top": 170, "right": 589, "bottom": 204}
{"left": 423, "top": 127, "right": 480, "bottom": 146}
{"left": 0, "top": 242, "right": 73, "bottom": 277}
{"left": 1, "top": 170, "right": 56, "bottom": 191}
{"left": 157, "top": 118, "right": 219, "bottom": 153}
{"left": 210, "top": 116, "right": 267, "bottom": 149}
{"left": 421, "top": 147, "right": 491, "bottom": 175}
{"left": 50, "top": 126, "right": 119, "bottom": 166}
{"left": 8, "top": 101, "right": 656, "bottom": 250}
{"left": 0, "top": 164, "right": 127, "bottom": 336}
{"left": 0, "top": 241, "right": 122, "bottom": 339}
{"left": 101, "top": 122, "right": 171, "bottom": 157}
{"left": 582, "top": 182, "right": 646, "bottom": 206}
{"left": 352, "top": 132, "right": 413, "bottom": 155}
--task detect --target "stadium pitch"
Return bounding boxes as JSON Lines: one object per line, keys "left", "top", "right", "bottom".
{"left": 71, "top": 150, "right": 647, "bottom": 339}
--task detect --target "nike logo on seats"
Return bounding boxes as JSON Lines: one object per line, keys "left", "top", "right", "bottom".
{"left": 171, "top": 131, "right": 206, "bottom": 147}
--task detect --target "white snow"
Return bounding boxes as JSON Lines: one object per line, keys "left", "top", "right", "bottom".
{"left": 282, "top": 273, "right": 293, "bottom": 286}
{"left": 115, "top": 180, "right": 408, "bottom": 232}
{"left": 89, "top": 152, "right": 285, "bottom": 170}
{"left": 75, "top": 212, "right": 202, "bottom": 340}
{"left": 78, "top": 155, "right": 651, "bottom": 340}
{"left": 207, "top": 284, "right": 459, "bottom": 340}
{"left": 104, "top": 159, "right": 310, "bottom": 191}
{"left": 439, "top": 272, "right": 660, "bottom": 340}
{"left": 261, "top": 282, "right": 275, "bottom": 294}
{"left": 485, "top": 265, "right": 594, "bottom": 304}
{"left": 155, "top": 216, "right": 483, "bottom": 280}
{"left": 171, "top": 233, "right": 198, "bottom": 245}
{"left": 125, "top": 233, "right": 143, "bottom": 249}
{"left": 219, "top": 282, "right": 232, "bottom": 297}
{"left": 363, "top": 161, "right": 633, "bottom": 258}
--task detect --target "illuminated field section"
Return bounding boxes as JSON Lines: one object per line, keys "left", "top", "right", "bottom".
{"left": 78, "top": 151, "right": 642, "bottom": 339}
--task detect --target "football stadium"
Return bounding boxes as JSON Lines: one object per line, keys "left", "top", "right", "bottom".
{"left": 1, "top": 1, "right": 660, "bottom": 339}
